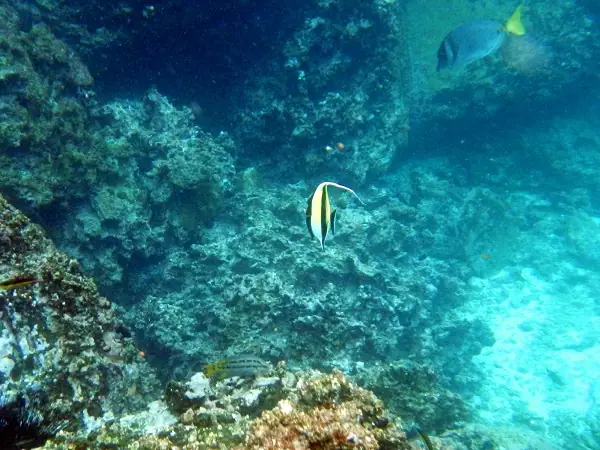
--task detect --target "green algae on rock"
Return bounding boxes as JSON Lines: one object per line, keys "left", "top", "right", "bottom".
{"left": 51, "top": 89, "right": 237, "bottom": 296}
{"left": 0, "top": 193, "right": 160, "bottom": 432}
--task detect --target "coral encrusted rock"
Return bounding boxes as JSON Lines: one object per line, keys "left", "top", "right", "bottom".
{"left": 0, "top": 193, "right": 159, "bottom": 429}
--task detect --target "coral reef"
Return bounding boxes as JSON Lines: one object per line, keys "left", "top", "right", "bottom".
{"left": 5, "top": 0, "right": 599, "bottom": 189}
{"left": 0, "top": 179, "right": 516, "bottom": 450}
{"left": 0, "top": 5, "right": 98, "bottom": 209}
{"left": 54, "top": 89, "right": 236, "bottom": 294}
{"left": 0, "top": 193, "right": 159, "bottom": 429}
{"left": 243, "top": 369, "right": 412, "bottom": 450}
{"left": 1, "top": 1, "right": 599, "bottom": 448}
{"left": 116, "top": 160, "right": 497, "bottom": 432}
{"left": 0, "top": 5, "right": 237, "bottom": 298}
{"left": 45, "top": 367, "right": 418, "bottom": 450}
{"left": 354, "top": 361, "right": 470, "bottom": 433}
{"left": 234, "top": 0, "right": 411, "bottom": 183}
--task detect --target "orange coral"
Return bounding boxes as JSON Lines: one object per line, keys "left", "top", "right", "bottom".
{"left": 241, "top": 370, "right": 412, "bottom": 450}
{"left": 244, "top": 400, "right": 378, "bottom": 450}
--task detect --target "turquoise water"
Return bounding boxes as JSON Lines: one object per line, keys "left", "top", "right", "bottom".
{"left": 0, "top": 0, "right": 599, "bottom": 448}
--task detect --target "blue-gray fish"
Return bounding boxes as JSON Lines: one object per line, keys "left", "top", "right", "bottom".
{"left": 437, "top": 5, "right": 525, "bottom": 71}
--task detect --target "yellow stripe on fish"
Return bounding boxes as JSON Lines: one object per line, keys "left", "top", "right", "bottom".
{"left": 306, "top": 182, "right": 362, "bottom": 249}
{"left": 203, "top": 356, "right": 270, "bottom": 380}
{"left": 0, "top": 276, "right": 42, "bottom": 290}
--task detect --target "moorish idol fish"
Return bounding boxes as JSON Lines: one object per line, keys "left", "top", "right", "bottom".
{"left": 306, "top": 182, "right": 362, "bottom": 249}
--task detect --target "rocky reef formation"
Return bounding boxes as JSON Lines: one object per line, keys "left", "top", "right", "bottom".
{"left": 39, "top": 360, "right": 555, "bottom": 449}
{"left": 44, "top": 366, "right": 420, "bottom": 449}
{"left": 0, "top": 6, "right": 492, "bottom": 428}
{"left": 355, "top": 361, "right": 470, "bottom": 433}
{"left": 0, "top": 192, "right": 159, "bottom": 437}
{"left": 0, "top": 193, "right": 495, "bottom": 449}
{"left": 1, "top": 2, "right": 498, "bottom": 429}
{"left": 115, "top": 155, "right": 497, "bottom": 433}
{"left": 1, "top": 4, "right": 237, "bottom": 296}
{"left": 5, "top": 0, "right": 600, "bottom": 188}
{"left": 2, "top": 0, "right": 599, "bottom": 448}
{"left": 233, "top": 0, "right": 411, "bottom": 183}
{"left": 55, "top": 89, "right": 236, "bottom": 294}
{"left": 0, "top": 3, "right": 95, "bottom": 209}
{"left": 241, "top": 369, "right": 412, "bottom": 450}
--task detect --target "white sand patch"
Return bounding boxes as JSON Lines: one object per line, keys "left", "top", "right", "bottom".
{"left": 465, "top": 263, "right": 599, "bottom": 448}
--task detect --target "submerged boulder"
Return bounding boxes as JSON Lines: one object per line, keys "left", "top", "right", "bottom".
{"left": 0, "top": 193, "right": 160, "bottom": 435}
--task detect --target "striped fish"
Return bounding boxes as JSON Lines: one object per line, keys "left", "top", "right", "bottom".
{"left": 306, "top": 182, "right": 362, "bottom": 249}
{"left": 0, "top": 276, "right": 42, "bottom": 290}
{"left": 203, "top": 355, "right": 269, "bottom": 380}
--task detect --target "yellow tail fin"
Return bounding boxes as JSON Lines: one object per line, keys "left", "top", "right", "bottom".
{"left": 505, "top": 5, "right": 525, "bottom": 36}
{"left": 203, "top": 360, "right": 227, "bottom": 378}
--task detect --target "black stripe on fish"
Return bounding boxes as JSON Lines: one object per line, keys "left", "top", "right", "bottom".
{"left": 417, "top": 429, "right": 434, "bottom": 450}
{"left": 306, "top": 193, "right": 314, "bottom": 238}
{"left": 214, "top": 356, "right": 269, "bottom": 378}
{"left": 320, "top": 186, "right": 329, "bottom": 248}
{"left": 222, "top": 356, "right": 268, "bottom": 370}
{"left": 330, "top": 209, "right": 337, "bottom": 235}
{"left": 445, "top": 39, "right": 456, "bottom": 66}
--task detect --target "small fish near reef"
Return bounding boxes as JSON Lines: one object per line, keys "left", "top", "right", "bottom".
{"left": 306, "top": 181, "right": 363, "bottom": 249}
{"left": 0, "top": 276, "right": 43, "bottom": 291}
{"left": 203, "top": 355, "right": 270, "bottom": 380}
{"left": 417, "top": 429, "right": 435, "bottom": 450}
{"left": 437, "top": 4, "right": 525, "bottom": 71}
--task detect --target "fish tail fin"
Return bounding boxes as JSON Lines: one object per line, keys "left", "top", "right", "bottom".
{"left": 202, "top": 363, "right": 217, "bottom": 377}
{"left": 203, "top": 360, "right": 226, "bottom": 378}
{"left": 505, "top": 4, "right": 525, "bottom": 36}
